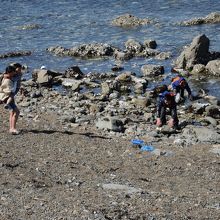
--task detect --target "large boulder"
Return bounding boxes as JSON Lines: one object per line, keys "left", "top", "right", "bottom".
{"left": 0, "top": 50, "right": 31, "bottom": 59}
{"left": 175, "top": 34, "right": 210, "bottom": 69}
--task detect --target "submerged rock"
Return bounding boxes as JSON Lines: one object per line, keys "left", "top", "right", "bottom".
{"left": 16, "top": 23, "right": 42, "bottom": 30}
{"left": 0, "top": 51, "right": 31, "bottom": 59}
{"left": 47, "top": 43, "right": 118, "bottom": 59}
{"left": 111, "top": 14, "right": 153, "bottom": 27}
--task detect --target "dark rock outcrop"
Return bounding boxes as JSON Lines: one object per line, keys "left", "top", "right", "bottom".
{"left": 175, "top": 34, "right": 210, "bottom": 69}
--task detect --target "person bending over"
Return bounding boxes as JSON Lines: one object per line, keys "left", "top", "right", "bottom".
{"left": 169, "top": 76, "right": 193, "bottom": 103}
{"left": 156, "top": 91, "right": 179, "bottom": 129}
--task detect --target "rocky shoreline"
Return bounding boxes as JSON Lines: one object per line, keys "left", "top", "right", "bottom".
{"left": 0, "top": 14, "right": 220, "bottom": 219}
{"left": 11, "top": 34, "right": 219, "bottom": 147}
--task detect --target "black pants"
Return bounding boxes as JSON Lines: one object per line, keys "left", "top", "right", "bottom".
{"left": 159, "top": 106, "right": 179, "bottom": 127}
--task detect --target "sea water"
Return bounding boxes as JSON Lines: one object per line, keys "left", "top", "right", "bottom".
{"left": 0, "top": 0, "right": 220, "bottom": 97}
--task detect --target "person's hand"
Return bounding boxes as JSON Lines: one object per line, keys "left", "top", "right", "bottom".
{"left": 189, "top": 94, "right": 193, "bottom": 101}
{"left": 168, "top": 119, "right": 174, "bottom": 128}
{"left": 156, "top": 118, "right": 162, "bottom": 127}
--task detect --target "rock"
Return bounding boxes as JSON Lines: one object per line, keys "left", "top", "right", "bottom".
{"left": 64, "top": 66, "right": 84, "bottom": 79}
{"left": 111, "top": 14, "right": 153, "bottom": 27}
{"left": 182, "top": 126, "right": 220, "bottom": 144}
{"left": 132, "top": 97, "right": 151, "bottom": 108}
{"left": 61, "top": 79, "right": 82, "bottom": 91}
{"left": 30, "top": 91, "right": 42, "bottom": 98}
{"left": 175, "top": 34, "right": 210, "bottom": 69}
{"left": 70, "top": 43, "right": 117, "bottom": 58}
{"left": 96, "top": 116, "right": 124, "bottom": 132}
{"left": 203, "top": 95, "right": 220, "bottom": 106}
{"left": 134, "top": 82, "right": 146, "bottom": 94}
{"left": 115, "top": 72, "right": 132, "bottom": 82}
{"left": 0, "top": 51, "right": 31, "bottom": 59}
{"left": 201, "top": 117, "right": 218, "bottom": 126}
{"left": 192, "top": 102, "right": 209, "bottom": 114}
{"left": 114, "top": 51, "right": 133, "bottom": 61}
{"left": 46, "top": 46, "right": 69, "bottom": 56}
{"left": 206, "top": 60, "right": 220, "bottom": 76}
{"left": 125, "top": 39, "right": 143, "bottom": 54}
{"left": 111, "top": 65, "right": 124, "bottom": 72}
{"left": 102, "top": 183, "right": 142, "bottom": 194}
{"left": 89, "top": 104, "right": 104, "bottom": 114}
{"left": 155, "top": 52, "right": 172, "bottom": 60}
{"left": 32, "top": 69, "right": 62, "bottom": 86}
{"left": 143, "top": 39, "right": 157, "bottom": 49}
{"left": 180, "top": 12, "right": 220, "bottom": 26}
{"left": 139, "top": 48, "right": 160, "bottom": 57}
{"left": 191, "top": 64, "right": 206, "bottom": 74}
{"left": 101, "top": 82, "right": 112, "bottom": 95}
{"left": 32, "top": 69, "right": 52, "bottom": 86}
{"left": 141, "top": 64, "right": 164, "bottom": 77}
{"left": 48, "top": 43, "right": 118, "bottom": 59}
{"left": 17, "top": 23, "right": 42, "bottom": 30}
{"left": 205, "top": 105, "right": 220, "bottom": 119}
{"left": 109, "top": 92, "right": 120, "bottom": 100}
{"left": 210, "top": 144, "right": 220, "bottom": 155}
{"left": 19, "top": 101, "right": 31, "bottom": 107}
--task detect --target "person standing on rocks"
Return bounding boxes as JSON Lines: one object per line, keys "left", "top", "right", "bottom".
{"left": 156, "top": 91, "right": 179, "bottom": 129}
{"left": 0, "top": 66, "right": 20, "bottom": 134}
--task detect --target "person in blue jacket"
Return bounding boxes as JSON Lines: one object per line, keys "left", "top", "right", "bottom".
{"left": 156, "top": 91, "right": 179, "bottom": 129}
{"left": 169, "top": 75, "right": 193, "bottom": 103}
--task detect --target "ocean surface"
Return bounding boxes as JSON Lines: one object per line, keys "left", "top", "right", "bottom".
{"left": 0, "top": 0, "right": 220, "bottom": 97}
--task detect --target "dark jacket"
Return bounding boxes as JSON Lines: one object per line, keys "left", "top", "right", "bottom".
{"left": 157, "top": 91, "right": 177, "bottom": 118}
{"left": 171, "top": 76, "right": 191, "bottom": 95}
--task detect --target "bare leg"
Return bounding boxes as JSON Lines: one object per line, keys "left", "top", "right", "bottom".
{"left": 9, "top": 108, "right": 20, "bottom": 132}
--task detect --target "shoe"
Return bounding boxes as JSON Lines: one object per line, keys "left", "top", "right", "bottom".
{"left": 9, "top": 129, "right": 20, "bottom": 135}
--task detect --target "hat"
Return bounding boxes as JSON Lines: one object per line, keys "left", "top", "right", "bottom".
{"left": 40, "top": 65, "right": 47, "bottom": 70}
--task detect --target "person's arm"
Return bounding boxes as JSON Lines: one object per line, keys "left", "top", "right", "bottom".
{"left": 185, "top": 82, "right": 191, "bottom": 95}
{"left": 185, "top": 82, "right": 194, "bottom": 100}
{"left": 13, "top": 75, "right": 22, "bottom": 95}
